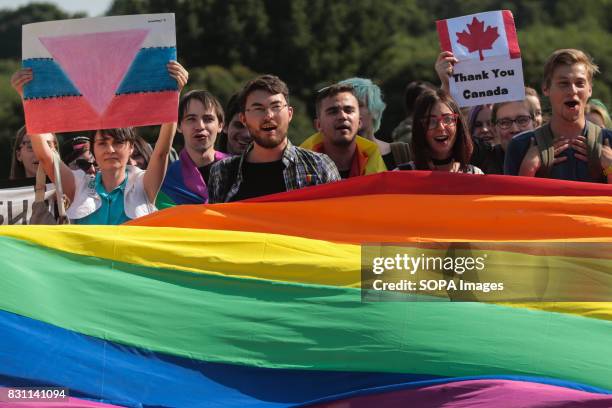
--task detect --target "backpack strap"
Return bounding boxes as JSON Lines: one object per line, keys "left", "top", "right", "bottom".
{"left": 389, "top": 142, "right": 412, "bottom": 167}
{"left": 534, "top": 124, "right": 555, "bottom": 178}
{"left": 585, "top": 120, "right": 603, "bottom": 181}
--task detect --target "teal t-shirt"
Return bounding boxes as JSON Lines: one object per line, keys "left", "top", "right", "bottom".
{"left": 74, "top": 171, "right": 131, "bottom": 225}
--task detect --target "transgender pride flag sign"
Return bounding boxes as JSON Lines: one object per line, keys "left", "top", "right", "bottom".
{"left": 22, "top": 14, "right": 178, "bottom": 133}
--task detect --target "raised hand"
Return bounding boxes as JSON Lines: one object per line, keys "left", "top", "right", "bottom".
{"left": 10, "top": 68, "right": 33, "bottom": 98}
{"left": 434, "top": 51, "right": 458, "bottom": 93}
{"left": 519, "top": 137, "right": 569, "bottom": 176}
{"left": 571, "top": 136, "right": 588, "bottom": 162}
{"left": 167, "top": 61, "right": 188, "bottom": 92}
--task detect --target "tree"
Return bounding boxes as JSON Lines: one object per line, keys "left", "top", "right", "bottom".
{"left": 0, "top": 3, "right": 85, "bottom": 59}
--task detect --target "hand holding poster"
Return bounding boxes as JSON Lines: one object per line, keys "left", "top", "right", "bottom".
{"left": 436, "top": 10, "right": 525, "bottom": 107}
{"left": 22, "top": 14, "right": 178, "bottom": 133}
{"left": 0, "top": 181, "right": 56, "bottom": 225}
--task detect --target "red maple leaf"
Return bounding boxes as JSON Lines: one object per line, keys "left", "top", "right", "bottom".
{"left": 456, "top": 17, "right": 500, "bottom": 61}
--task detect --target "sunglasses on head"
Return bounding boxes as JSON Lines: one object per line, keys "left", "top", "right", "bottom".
{"left": 75, "top": 159, "right": 96, "bottom": 172}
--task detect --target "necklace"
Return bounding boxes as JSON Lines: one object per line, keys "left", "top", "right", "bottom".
{"left": 431, "top": 157, "right": 453, "bottom": 166}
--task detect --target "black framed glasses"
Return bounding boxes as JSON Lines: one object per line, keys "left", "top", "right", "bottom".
{"left": 495, "top": 116, "right": 533, "bottom": 129}
{"left": 422, "top": 114, "right": 459, "bottom": 130}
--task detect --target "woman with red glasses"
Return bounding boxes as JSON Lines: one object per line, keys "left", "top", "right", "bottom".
{"left": 397, "top": 89, "right": 482, "bottom": 174}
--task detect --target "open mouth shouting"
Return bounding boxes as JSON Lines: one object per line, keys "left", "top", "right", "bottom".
{"left": 335, "top": 122, "right": 352, "bottom": 135}
{"left": 564, "top": 99, "right": 581, "bottom": 113}
{"left": 260, "top": 121, "right": 278, "bottom": 134}
{"left": 432, "top": 134, "right": 450, "bottom": 146}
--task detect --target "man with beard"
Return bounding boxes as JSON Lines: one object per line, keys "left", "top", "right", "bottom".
{"left": 208, "top": 75, "right": 340, "bottom": 203}
{"left": 160, "top": 90, "right": 230, "bottom": 206}
{"left": 301, "top": 84, "right": 386, "bottom": 178}
{"left": 504, "top": 49, "right": 612, "bottom": 182}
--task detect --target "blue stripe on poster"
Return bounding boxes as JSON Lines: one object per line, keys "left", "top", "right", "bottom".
{"left": 22, "top": 58, "right": 81, "bottom": 99}
{"left": 116, "top": 46, "right": 178, "bottom": 94}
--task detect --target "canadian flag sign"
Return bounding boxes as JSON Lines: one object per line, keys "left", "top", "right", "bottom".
{"left": 437, "top": 10, "right": 525, "bottom": 107}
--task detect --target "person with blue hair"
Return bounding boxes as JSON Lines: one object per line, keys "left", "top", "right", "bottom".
{"left": 301, "top": 83, "right": 386, "bottom": 178}
{"left": 338, "top": 77, "right": 411, "bottom": 169}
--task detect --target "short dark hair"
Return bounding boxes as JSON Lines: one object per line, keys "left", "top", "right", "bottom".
{"left": 178, "top": 89, "right": 225, "bottom": 125}
{"left": 238, "top": 75, "right": 289, "bottom": 112}
{"left": 62, "top": 135, "right": 91, "bottom": 165}
{"left": 225, "top": 92, "right": 240, "bottom": 123}
{"left": 315, "top": 84, "right": 356, "bottom": 117}
{"left": 88, "top": 128, "right": 137, "bottom": 155}
{"left": 404, "top": 81, "right": 435, "bottom": 115}
{"left": 214, "top": 93, "right": 241, "bottom": 153}
{"left": 411, "top": 89, "right": 473, "bottom": 171}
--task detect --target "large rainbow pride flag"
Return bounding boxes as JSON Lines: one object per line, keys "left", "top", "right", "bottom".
{"left": 1, "top": 171, "right": 611, "bottom": 407}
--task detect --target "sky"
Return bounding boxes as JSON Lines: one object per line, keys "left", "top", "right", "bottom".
{"left": 0, "top": 0, "right": 113, "bottom": 16}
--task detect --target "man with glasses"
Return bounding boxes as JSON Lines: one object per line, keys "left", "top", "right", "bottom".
{"left": 301, "top": 84, "right": 386, "bottom": 178}
{"left": 208, "top": 75, "right": 340, "bottom": 203}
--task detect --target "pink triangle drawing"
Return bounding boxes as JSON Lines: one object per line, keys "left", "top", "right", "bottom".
{"left": 40, "top": 29, "right": 150, "bottom": 115}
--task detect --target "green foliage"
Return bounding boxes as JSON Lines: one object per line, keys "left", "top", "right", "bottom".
{"left": 0, "top": 59, "right": 25, "bottom": 179}
{"left": 0, "top": 3, "right": 85, "bottom": 59}
{"left": 2, "top": 0, "right": 612, "bottom": 177}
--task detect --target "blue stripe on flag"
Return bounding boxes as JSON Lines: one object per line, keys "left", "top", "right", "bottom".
{"left": 0, "top": 310, "right": 437, "bottom": 408}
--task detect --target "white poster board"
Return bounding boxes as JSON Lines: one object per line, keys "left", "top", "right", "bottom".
{"left": 437, "top": 10, "right": 526, "bottom": 107}
{"left": 0, "top": 183, "right": 56, "bottom": 225}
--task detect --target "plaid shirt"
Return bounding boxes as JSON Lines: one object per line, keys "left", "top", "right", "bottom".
{"left": 208, "top": 141, "right": 340, "bottom": 203}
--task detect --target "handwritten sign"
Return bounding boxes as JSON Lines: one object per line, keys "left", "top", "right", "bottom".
{"left": 0, "top": 182, "right": 56, "bottom": 225}
{"left": 22, "top": 14, "right": 178, "bottom": 133}
{"left": 437, "top": 10, "right": 525, "bottom": 107}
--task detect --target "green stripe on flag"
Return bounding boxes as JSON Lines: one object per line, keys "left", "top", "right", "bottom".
{"left": 0, "top": 236, "right": 611, "bottom": 390}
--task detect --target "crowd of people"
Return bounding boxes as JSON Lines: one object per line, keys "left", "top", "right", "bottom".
{"left": 6, "top": 47, "right": 612, "bottom": 225}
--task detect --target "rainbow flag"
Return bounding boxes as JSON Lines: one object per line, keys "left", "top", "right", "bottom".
{"left": 1, "top": 171, "right": 611, "bottom": 407}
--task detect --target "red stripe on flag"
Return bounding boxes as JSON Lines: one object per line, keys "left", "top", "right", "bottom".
{"left": 503, "top": 10, "right": 521, "bottom": 59}
{"left": 245, "top": 171, "right": 612, "bottom": 203}
{"left": 436, "top": 19, "right": 452, "bottom": 52}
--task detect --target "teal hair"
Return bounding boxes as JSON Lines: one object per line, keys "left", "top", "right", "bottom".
{"left": 338, "top": 77, "right": 386, "bottom": 132}
{"left": 587, "top": 98, "right": 612, "bottom": 128}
